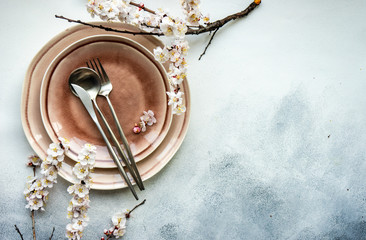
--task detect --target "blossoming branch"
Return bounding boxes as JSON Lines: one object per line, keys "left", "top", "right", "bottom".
{"left": 66, "top": 143, "right": 96, "bottom": 240}
{"left": 55, "top": 0, "right": 261, "bottom": 115}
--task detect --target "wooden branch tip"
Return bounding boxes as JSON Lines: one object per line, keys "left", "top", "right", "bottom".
{"left": 49, "top": 227, "right": 55, "bottom": 240}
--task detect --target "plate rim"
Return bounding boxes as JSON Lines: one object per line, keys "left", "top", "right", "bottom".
{"left": 39, "top": 34, "right": 173, "bottom": 168}
{"left": 20, "top": 22, "right": 191, "bottom": 190}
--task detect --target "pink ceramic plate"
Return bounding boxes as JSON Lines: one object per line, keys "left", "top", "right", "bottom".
{"left": 40, "top": 35, "right": 172, "bottom": 168}
{"left": 21, "top": 23, "right": 190, "bottom": 190}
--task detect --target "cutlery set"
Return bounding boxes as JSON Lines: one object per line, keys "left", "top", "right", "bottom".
{"left": 69, "top": 59, "right": 143, "bottom": 200}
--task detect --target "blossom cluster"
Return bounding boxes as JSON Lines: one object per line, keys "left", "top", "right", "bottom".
{"left": 181, "top": 0, "right": 210, "bottom": 26}
{"left": 102, "top": 209, "right": 129, "bottom": 239}
{"left": 86, "top": 0, "right": 209, "bottom": 115}
{"left": 24, "top": 137, "right": 70, "bottom": 211}
{"left": 66, "top": 143, "right": 96, "bottom": 240}
{"left": 153, "top": 39, "right": 188, "bottom": 115}
{"left": 133, "top": 110, "right": 156, "bottom": 134}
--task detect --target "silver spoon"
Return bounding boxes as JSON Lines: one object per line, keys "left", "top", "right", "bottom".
{"left": 69, "top": 67, "right": 139, "bottom": 199}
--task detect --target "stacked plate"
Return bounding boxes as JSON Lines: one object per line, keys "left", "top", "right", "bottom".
{"left": 21, "top": 22, "right": 190, "bottom": 190}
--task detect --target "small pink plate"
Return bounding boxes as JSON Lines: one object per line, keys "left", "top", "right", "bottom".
{"left": 40, "top": 35, "right": 172, "bottom": 168}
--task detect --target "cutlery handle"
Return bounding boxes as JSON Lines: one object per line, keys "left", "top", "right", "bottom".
{"left": 93, "top": 100, "right": 144, "bottom": 191}
{"left": 105, "top": 95, "right": 145, "bottom": 190}
{"left": 93, "top": 118, "right": 139, "bottom": 200}
{"left": 71, "top": 84, "right": 138, "bottom": 200}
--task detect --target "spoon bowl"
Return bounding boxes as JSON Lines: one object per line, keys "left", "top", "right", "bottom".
{"left": 68, "top": 67, "right": 101, "bottom": 99}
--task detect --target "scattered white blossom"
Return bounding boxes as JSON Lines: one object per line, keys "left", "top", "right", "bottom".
{"left": 166, "top": 91, "right": 184, "bottom": 107}
{"left": 173, "top": 104, "right": 187, "bottom": 115}
{"left": 141, "top": 110, "right": 156, "bottom": 126}
{"left": 27, "top": 155, "right": 41, "bottom": 167}
{"left": 134, "top": 110, "right": 156, "bottom": 134}
{"left": 102, "top": 209, "right": 128, "bottom": 239}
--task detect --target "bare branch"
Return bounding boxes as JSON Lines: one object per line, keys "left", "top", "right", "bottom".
{"left": 14, "top": 225, "right": 24, "bottom": 240}
{"left": 198, "top": 28, "right": 219, "bottom": 60}
{"left": 54, "top": 15, "right": 164, "bottom": 36}
{"left": 49, "top": 227, "right": 55, "bottom": 240}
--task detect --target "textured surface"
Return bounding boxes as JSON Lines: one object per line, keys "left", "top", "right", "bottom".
{"left": 1, "top": 0, "right": 366, "bottom": 239}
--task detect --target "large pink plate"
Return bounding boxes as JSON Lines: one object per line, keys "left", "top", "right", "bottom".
{"left": 40, "top": 34, "right": 172, "bottom": 168}
{"left": 21, "top": 23, "right": 190, "bottom": 190}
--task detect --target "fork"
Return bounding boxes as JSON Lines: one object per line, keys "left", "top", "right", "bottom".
{"left": 87, "top": 59, "right": 145, "bottom": 190}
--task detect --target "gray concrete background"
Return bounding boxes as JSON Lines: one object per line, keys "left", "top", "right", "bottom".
{"left": 1, "top": 0, "right": 366, "bottom": 239}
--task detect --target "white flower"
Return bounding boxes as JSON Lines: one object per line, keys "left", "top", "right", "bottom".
{"left": 142, "top": 14, "right": 161, "bottom": 32}
{"left": 113, "top": 226, "right": 127, "bottom": 238}
{"left": 169, "top": 48, "right": 181, "bottom": 63}
{"left": 111, "top": 210, "right": 128, "bottom": 238}
{"left": 83, "top": 143, "right": 97, "bottom": 152}
{"left": 66, "top": 223, "right": 82, "bottom": 240}
{"left": 42, "top": 165, "right": 58, "bottom": 182}
{"left": 73, "top": 163, "right": 89, "bottom": 180}
{"left": 26, "top": 198, "right": 44, "bottom": 211}
{"left": 160, "top": 16, "right": 175, "bottom": 36}
{"left": 70, "top": 184, "right": 89, "bottom": 198}
{"left": 47, "top": 143, "right": 64, "bottom": 157}
{"left": 78, "top": 149, "right": 96, "bottom": 167}
{"left": 59, "top": 137, "right": 71, "bottom": 152}
{"left": 31, "top": 178, "right": 44, "bottom": 191}
{"left": 173, "top": 104, "right": 187, "bottom": 115}
{"left": 27, "top": 155, "right": 41, "bottom": 167}
{"left": 86, "top": 0, "right": 97, "bottom": 18}
{"left": 93, "top": 0, "right": 120, "bottom": 21}
{"left": 72, "top": 218, "right": 88, "bottom": 231}
{"left": 41, "top": 177, "right": 54, "bottom": 188}
{"left": 71, "top": 195, "right": 90, "bottom": 208}
{"left": 112, "top": 210, "right": 128, "bottom": 226}
{"left": 174, "top": 39, "right": 189, "bottom": 56}
{"left": 203, "top": 14, "right": 210, "bottom": 24}
{"left": 186, "top": 9, "right": 201, "bottom": 25}
{"left": 44, "top": 154, "right": 64, "bottom": 166}
{"left": 140, "top": 110, "right": 156, "bottom": 126}
{"left": 153, "top": 46, "right": 169, "bottom": 63}
{"left": 34, "top": 189, "right": 49, "bottom": 199}
{"left": 168, "top": 66, "right": 187, "bottom": 85}
{"left": 173, "top": 20, "right": 187, "bottom": 37}
{"left": 166, "top": 91, "right": 184, "bottom": 107}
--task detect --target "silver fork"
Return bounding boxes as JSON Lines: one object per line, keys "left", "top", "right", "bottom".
{"left": 87, "top": 58, "right": 145, "bottom": 191}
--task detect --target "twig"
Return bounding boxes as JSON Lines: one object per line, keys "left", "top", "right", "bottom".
{"left": 130, "top": 2, "right": 156, "bottom": 14}
{"left": 14, "top": 225, "right": 24, "bottom": 240}
{"left": 55, "top": 0, "right": 261, "bottom": 36}
{"left": 129, "top": 199, "right": 146, "bottom": 215}
{"left": 49, "top": 227, "right": 55, "bottom": 240}
{"left": 198, "top": 28, "right": 219, "bottom": 60}
{"left": 31, "top": 211, "right": 36, "bottom": 240}
{"left": 54, "top": 15, "right": 164, "bottom": 36}
{"left": 188, "top": 1, "right": 260, "bottom": 35}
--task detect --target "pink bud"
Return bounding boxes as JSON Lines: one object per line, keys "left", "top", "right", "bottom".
{"left": 133, "top": 125, "right": 141, "bottom": 134}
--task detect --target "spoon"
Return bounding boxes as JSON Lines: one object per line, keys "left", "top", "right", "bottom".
{"left": 69, "top": 67, "right": 144, "bottom": 190}
{"left": 69, "top": 67, "right": 139, "bottom": 199}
